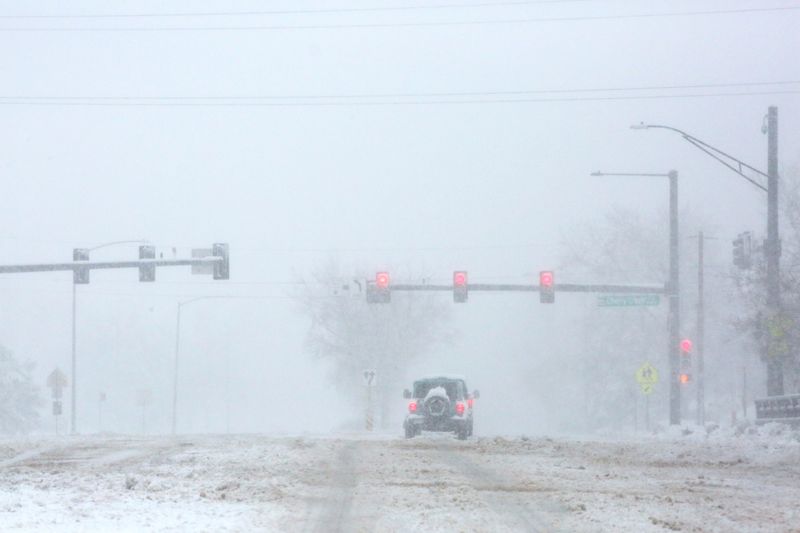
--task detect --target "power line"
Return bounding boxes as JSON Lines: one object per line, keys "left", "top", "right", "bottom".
{"left": 0, "top": 90, "right": 797, "bottom": 107}
{"left": 1, "top": 80, "right": 797, "bottom": 101}
{"left": 0, "top": 1, "right": 593, "bottom": 19}
{"left": 0, "top": 6, "right": 797, "bottom": 32}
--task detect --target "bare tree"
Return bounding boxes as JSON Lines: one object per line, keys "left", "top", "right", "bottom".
{"left": 296, "top": 260, "right": 452, "bottom": 429}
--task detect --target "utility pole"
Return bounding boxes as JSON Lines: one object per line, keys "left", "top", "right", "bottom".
{"left": 696, "top": 231, "right": 706, "bottom": 426}
{"left": 632, "top": 112, "right": 782, "bottom": 399}
{"left": 765, "top": 106, "right": 783, "bottom": 396}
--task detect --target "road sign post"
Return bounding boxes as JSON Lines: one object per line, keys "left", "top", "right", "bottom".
{"left": 363, "top": 370, "right": 376, "bottom": 431}
{"left": 635, "top": 363, "right": 659, "bottom": 431}
{"left": 47, "top": 368, "right": 68, "bottom": 435}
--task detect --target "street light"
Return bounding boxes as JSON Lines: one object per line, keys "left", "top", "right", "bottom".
{"left": 71, "top": 239, "right": 150, "bottom": 434}
{"left": 172, "top": 296, "right": 226, "bottom": 435}
{"left": 591, "top": 170, "right": 681, "bottom": 425}
{"left": 633, "top": 109, "right": 782, "bottom": 396}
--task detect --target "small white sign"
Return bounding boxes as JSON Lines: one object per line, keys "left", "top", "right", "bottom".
{"left": 363, "top": 369, "right": 377, "bottom": 387}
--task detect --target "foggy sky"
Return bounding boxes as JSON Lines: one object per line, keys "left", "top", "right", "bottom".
{"left": 0, "top": 0, "right": 798, "bottom": 435}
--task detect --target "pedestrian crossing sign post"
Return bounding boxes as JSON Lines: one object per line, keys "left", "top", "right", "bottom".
{"left": 635, "top": 363, "right": 659, "bottom": 395}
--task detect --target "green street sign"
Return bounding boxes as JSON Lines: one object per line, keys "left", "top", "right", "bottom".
{"left": 598, "top": 294, "right": 660, "bottom": 307}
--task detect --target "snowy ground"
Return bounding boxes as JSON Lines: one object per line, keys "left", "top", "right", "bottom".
{"left": 1, "top": 426, "right": 799, "bottom": 532}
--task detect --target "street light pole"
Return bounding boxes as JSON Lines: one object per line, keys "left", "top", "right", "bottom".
{"left": 633, "top": 111, "right": 782, "bottom": 395}
{"left": 172, "top": 303, "right": 183, "bottom": 435}
{"left": 172, "top": 296, "right": 223, "bottom": 435}
{"left": 71, "top": 282, "right": 77, "bottom": 434}
{"left": 70, "top": 239, "right": 149, "bottom": 435}
{"left": 591, "top": 170, "right": 681, "bottom": 425}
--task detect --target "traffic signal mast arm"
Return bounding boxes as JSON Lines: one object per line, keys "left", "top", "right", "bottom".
{"left": 0, "top": 256, "right": 222, "bottom": 274}
{"left": 387, "top": 282, "right": 666, "bottom": 294}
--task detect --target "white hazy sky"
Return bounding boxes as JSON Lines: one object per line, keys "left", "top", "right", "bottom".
{"left": 0, "top": 0, "right": 798, "bottom": 434}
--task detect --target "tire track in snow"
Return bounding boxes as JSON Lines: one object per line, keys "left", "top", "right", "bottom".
{"left": 0, "top": 446, "right": 61, "bottom": 468}
{"left": 307, "top": 440, "right": 360, "bottom": 533}
{"left": 433, "top": 440, "right": 563, "bottom": 532}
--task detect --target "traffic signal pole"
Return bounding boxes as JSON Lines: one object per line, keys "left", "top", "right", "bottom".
{"left": 696, "top": 231, "right": 706, "bottom": 426}
{"left": 0, "top": 247, "right": 228, "bottom": 435}
{"left": 668, "top": 170, "right": 681, "bottom": 425}
{"left": 591, "top": 170, "right": 682, "bottom": 425}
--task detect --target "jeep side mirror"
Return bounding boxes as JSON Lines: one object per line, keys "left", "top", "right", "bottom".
{"left": 403, "top": 389, "right": 412, "bottom": 399}
{"left": 472, "top": 390, "right": 480, "bottom": 399}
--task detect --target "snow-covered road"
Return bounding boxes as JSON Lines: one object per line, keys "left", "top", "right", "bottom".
{"left": 1, "top": 430, "right": 798, "bottom": 532}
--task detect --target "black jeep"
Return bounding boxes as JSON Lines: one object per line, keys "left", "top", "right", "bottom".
{"left": 403, "top": 376, "right": 479, "bottom": 440}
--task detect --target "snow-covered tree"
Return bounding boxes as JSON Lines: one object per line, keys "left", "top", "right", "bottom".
{"left": 0, "top": 345, "right": 43, "bottom": 434}
{"left": 732, "top": 168, "right": 800, "bottom": 394}
{"left": 556, "top": 205, "right": 745, "bottom": 429}
{"left": 557, "top": 208, "right": 670, "bottom": 429}
{"left": 297, "top": 260, "right": 452, "bottom": 428}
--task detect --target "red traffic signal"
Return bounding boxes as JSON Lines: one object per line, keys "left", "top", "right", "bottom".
{"left": 376, "top": 272, "right": 390, "bottom": 289}
{"left": 679, "top": 373, "right": 691, "bottom": 384}
{"left": 539, "top": 270, "right": 554, "bottom": 303}
{"left": 367, "top": 272, "right": 391, "bottom": 303}
{"left": 680, "top": 339, "right": 693, "bottom": 353}
{"left": 453, "top": 271, "right": 468, "bottom": 303}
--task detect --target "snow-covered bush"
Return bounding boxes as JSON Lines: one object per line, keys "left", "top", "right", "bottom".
{"left": 0, "top": 345, "right": 43, "bottom": 434}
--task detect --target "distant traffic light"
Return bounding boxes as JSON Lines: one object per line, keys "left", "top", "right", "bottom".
{"left": 139, "top": 245, "right": 156, "bottom": 282}
{"left": 732, "top": 232, "right": 752, "bottom": 269}
{"left": 367, "top": 271, "right": 391, "bottom": 303}
{"left": 73, "top": 248, "right": 90, "bottom": 284}
{"left": 453, "top": 271, "right": 468, "bottom": 303}
{"left": 212, "top": 243, "right": 230, "bottom": 280}
{"left": 539, "top": 271, "right": 554, "bottom": 303}
{"left": 679, "top": 338, "right": 692, "bottom": 384}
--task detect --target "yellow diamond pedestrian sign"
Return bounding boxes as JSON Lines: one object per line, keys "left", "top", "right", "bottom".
{"left": 635, "top": 363, "right": 658, "bottom": 395}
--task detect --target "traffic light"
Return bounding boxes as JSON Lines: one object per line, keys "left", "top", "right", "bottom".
{"left": 367, "top": 272, "right": 391, "bottom": 303}
{"left": 139, "top": 245, "right": 156, "bottom": 282}
{"left": 680, "top": 338, "right": 692, "bottom": 353}
{"left": 679, "top": 338, "right": 692, "bottom": 384}
{"left": 212, "top": 243, "right": 229, "bottom": 280}
{"left": 539, "top": 270, "right": 554, "bottom": 303}
{"left": 453, "top": 271, "right": 468, "bottom": 303}
{"left": 73, "top": 248, "right": 90, "bottom": 284}
{"left": 732, "top": 232, "right": 752, "bottom": 269}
